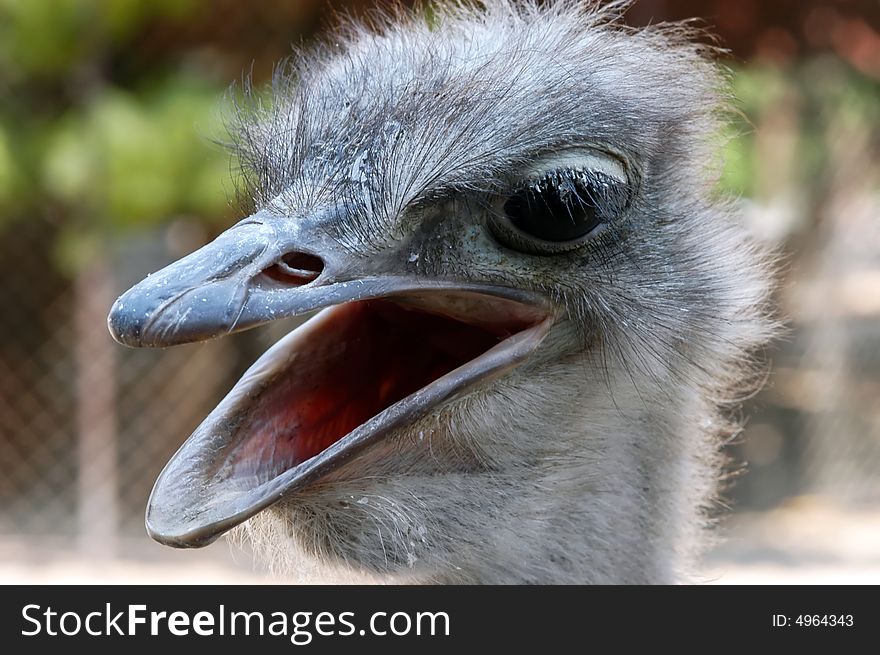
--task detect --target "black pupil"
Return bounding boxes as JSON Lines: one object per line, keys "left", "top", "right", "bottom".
{"left": 503, "top": 169, "right": 622, "bottom": 242}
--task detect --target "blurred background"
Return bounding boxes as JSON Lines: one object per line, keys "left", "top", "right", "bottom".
{"left": 0, "top": 0, "right": 878, "bottom": 584}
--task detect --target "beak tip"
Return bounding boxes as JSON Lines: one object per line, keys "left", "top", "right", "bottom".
{"left": 107, "top": 294, "right": 145, "bottom": 347}
{"left": 145, "top": 499, "right": 224, "bottom": 549}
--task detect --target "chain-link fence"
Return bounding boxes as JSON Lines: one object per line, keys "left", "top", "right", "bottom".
{"left": 0, "top": 218, "right": 306, "bottom": 563}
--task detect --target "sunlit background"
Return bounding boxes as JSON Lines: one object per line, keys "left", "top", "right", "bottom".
{"left": 1, "top": 0, "right": 878, "bottom": 584}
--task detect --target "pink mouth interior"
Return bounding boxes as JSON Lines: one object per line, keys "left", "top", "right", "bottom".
{"left": 227, "top": 297, "right": 539, "bottom": 484}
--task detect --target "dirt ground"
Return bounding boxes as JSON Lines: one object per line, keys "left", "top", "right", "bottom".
{"left": 702, "top": 496, "right": 880, "bottom": 584}
{"left": 2, "top": 496, "right": 878, "bottom": 584}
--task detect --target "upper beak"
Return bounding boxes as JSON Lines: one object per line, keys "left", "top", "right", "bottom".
{"left": 109, "top": 209, "right": 352, "bottom": 347}
{"left": 108, "top": 209, "right": 541, "bottom": 348}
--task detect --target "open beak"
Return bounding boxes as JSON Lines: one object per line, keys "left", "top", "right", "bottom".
{"left": 108, "top": 210, "right": 555, "bottom": 548}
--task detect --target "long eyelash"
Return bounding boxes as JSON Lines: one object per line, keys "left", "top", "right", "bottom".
{"left": 524, "top": 168, "right": 623, "bottom": 198}
{"left": 517, "top": 168, "right": 630, "bottom": 222}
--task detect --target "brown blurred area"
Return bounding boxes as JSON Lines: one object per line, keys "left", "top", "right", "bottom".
{"left": 629, "top": 0, "right": 880, "bottom": 67}
{"left": 1, "top": 1, "right": 878, "bottom": 583}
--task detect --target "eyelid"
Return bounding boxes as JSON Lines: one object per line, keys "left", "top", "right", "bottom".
{"left": 520, "top": 149, "right": 628, "bottom": 185}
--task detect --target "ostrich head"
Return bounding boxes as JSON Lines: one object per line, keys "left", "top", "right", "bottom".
{"left": 108, "top": 1, "right": 773, "bottom": 583}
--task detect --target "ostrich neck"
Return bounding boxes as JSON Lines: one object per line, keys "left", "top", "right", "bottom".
{"left": 420, "top": 356, "right": 715, "bottom": 585}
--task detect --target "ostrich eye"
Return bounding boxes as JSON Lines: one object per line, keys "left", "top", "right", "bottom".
{"left": 506, "top": 169, "right": 622, "bottom": 240}
{"left": 489, "top": 154, "right": 630, "bottom": 254}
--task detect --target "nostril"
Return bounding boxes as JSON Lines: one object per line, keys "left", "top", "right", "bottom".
{"left": 282, "top": 251, "right": 324, "bottom": 275}
{"left": 264, "top": 251, "right": 324, "bottom": 286}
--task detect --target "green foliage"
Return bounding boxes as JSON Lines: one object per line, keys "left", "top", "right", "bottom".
{"left": 0, "top": 0, "right": 200, "bottom": 77}
{"left": 0, "top": 0, "right": 878, "bottom": 275}
{"left": 42, "top": 77, "right": 230, "bottom": 230}
{"left": 718, "top": 129, "right": 754, "bottom": 198}
{"left": 717, "top": 60, "right": 880, "bottom": 201}
{"left": 0, "top": 126, "right": 17, "bottom": 207}
{"left": 0, "top": 0, "right": 233, "bottom": 271}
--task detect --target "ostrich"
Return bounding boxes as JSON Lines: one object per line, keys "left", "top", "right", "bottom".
{"left": 107, "top": 0, "right": 773, "bottom": 583}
